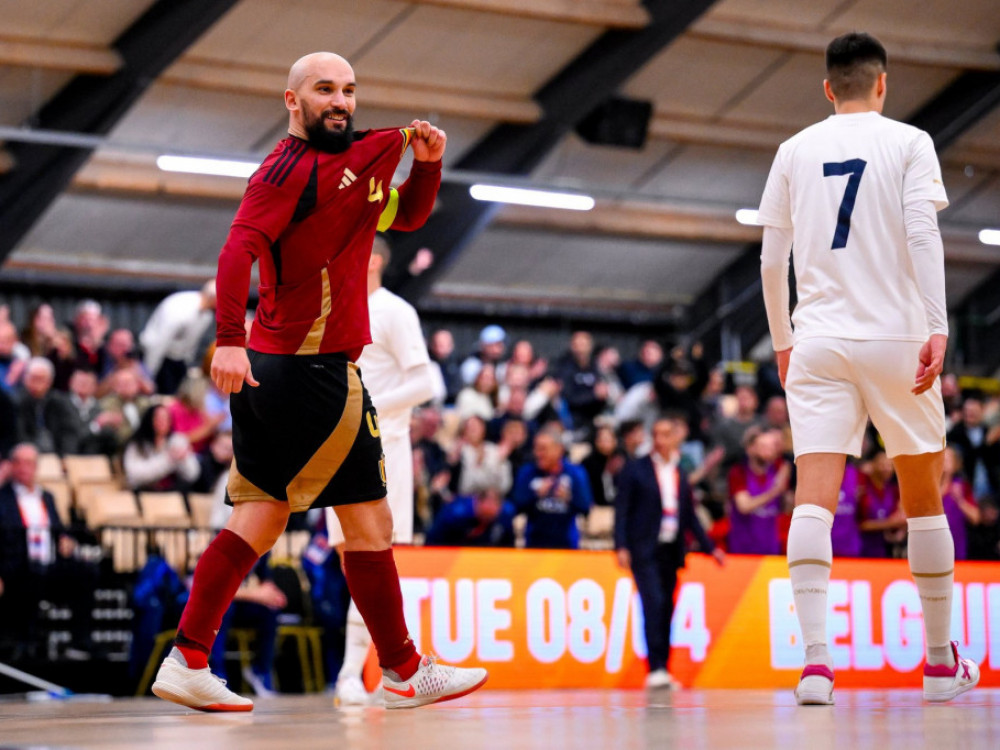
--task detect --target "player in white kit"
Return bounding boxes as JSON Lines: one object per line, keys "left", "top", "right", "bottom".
{"left": 326, "top": 236, "right": 436, "bottom": 705}
{"left": 758, "top": 32, "right": 979, "bottom": 705}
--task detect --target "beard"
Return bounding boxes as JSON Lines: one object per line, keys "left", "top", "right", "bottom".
{"left": 303, "top": 108, "right": 355, "bottom": 153}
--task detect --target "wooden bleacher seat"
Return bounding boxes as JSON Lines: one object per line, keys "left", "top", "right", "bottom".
{"left": 76, "top": 480, "right": 125, "bottom": 524}
{"left": 63, "top": 455, "right": 113, "bottom": 485}
{"left": 138, "top": 492, "right": 190, "bottom": 528}
{"left": 88, "top": 490, "right": 142, "bottom": 527}
{"left": 585, "top": 505, "right": 615, "bottom": 539}
{"left": 41, "top": 480, "right": 73, "bottom": 526}
{"left": 187, "top": 492, "right": 219, "bottom": 529}
{"left": 36, "top": 453, "right": 65, "bottom": 482}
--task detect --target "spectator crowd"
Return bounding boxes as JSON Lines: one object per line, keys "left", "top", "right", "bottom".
{"left": 2, "top": 290, "right": 1000, "bottom": 690}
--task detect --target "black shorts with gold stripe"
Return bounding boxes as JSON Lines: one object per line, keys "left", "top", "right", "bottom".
{"left": 226, "top": 350, "right": 386, "bottom": 512}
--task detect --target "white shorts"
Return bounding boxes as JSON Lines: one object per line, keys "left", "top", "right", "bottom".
{"left": 785, "top": 337, "right": 946, "bottom": 459}
{"left": 326, "top": 433, "right": 414, "bottom": 545}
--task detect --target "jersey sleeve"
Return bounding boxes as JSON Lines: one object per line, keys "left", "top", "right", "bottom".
{"left": 389, "top": 301, "right": 432, "bottom": 372}
{"left": 903, "top": 131, "right": 948, "bottom": 212}
{"left": 757, "top": 145, "right": 793, "bottom": 228}
{"left": 231, "top": 141, "right": 314, "bottom": 243}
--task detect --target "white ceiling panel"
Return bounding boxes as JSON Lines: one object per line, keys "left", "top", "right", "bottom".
{"left": 834, "top": 0, "right": 1000, "bottom": 47}
{"left": 356, "top": 6, "right": 602, "bottom": 97}
{"left": 531, "top": 134, "right": 675, "bottom": 192}
{"left": 636, "top": 144, "right": 775, "bottom": 207}
{"left": 4, "top": 0, "right": 155, "bottom": 43}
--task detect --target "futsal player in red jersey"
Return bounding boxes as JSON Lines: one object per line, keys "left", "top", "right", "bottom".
{"left": 151, "top": 52, "right": 487, "bottom": 712}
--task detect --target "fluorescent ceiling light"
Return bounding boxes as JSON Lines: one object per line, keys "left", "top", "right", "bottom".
{"left": 979, "top": 229, "right": 1000, "bottom": 246}
{"left": 735, "top": 208, "right": 761, "bottom": 226}
{"left": 469, "top": 184, "right": 594, "bottom": 211}
{"left": 156, "top": 155, "right": 258, "bottom": 178}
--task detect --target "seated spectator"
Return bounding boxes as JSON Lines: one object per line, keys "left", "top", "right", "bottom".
{"left": 0, "top": 388, "right": 16, "bottom": 460}
{"left": 582, "top": 423, "right": 625, "bottom": 507}
{"left": 488, "top": 382, "right": 536, "bottom": 441}
{"left": 652, "top": 343, "right": 709, "bottom": 442}
{"left": 21, "top": 304, "right": 58, "bottom": 357}
{"left": 460, "top": 324, "right": 507, "bottom": 386}
{"left": 300, "top": 529, "right": 351, "bottom": 692}
{"left": 15, "top": 357, "right": 80, "bottom": 455}
{"left": 507, "top": 338, "right": 548, "bottom": 384}
{"left": 0, "top": 321, "right": 28, "bottom": 395}
{"left": 98, "top": 329, "right": 155, "bottom": 395}
{"left": 858, "top": 450, "right": 904, "bottom": 558}
{"left": 123, "top": 405, "right": 201, "bottom": 492}
{"left": 830, "top": 461, "right": 864, "bottom": 557}
{"left": 712, "top": 385, "right": 765, "bottom": 469}
{"left": 169, "top": 374, "right": 223, "bottom": 455}
{"left": 594, "top": 345, "right": 625, "bottom": 409}
{"left": 554, "top": 331, "right": 608, "bottom": 438}
{"left": 947, "top": 396, "right": 1000, "bottom": 501}
{"left": 452, "top": 416, "right": 512, "bottom": 497}
{"left": 428, "top": 328, "right": 461, "bottom": 405}
{"left": 455, "top": 363, "right": 499, "bottom": 422}
{"left": 510, "top": 428, "right": 593, "bottom": 549}
{"left": 425, "top": 487, "right": 516, "bottom": 547}
{"left": 0, "top": 443, "right": 95, "bottom": 658}
{"left": 193, "top": 431, "right": 234, "bottom": 495}
{"left": 67, "top": 369, "right": 119, "bottom": 455}
{"left": 727, "top": 427, "right": 790, "bottom": 555}
{"left": 619, "top": 419, "right": 648, "bottom": 460}
{"left": 99, "top": 368, "right": 153, "bottom": 449}
{"left": 618, "top": 339, "right": 663, "bottom": 390}
{"left": 497, "top": 417, "right": 532, "bottom": 481}
{"left": 941, "top": 445, "right": 981, "bottom": 561}
{"left": 45, "top": 328, "right": 77, "bottom": 391}
{"left": 70, "top": 299, "right": 110, "bottom": 374}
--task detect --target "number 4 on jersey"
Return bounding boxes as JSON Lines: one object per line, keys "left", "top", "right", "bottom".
{"left": 823, "top": 159, "right": 867, "bottom": 249}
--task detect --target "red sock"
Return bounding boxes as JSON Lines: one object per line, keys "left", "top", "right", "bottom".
{"left": 343, "top": 549, "right": 421, "bottom": 680}
{"left": 175, "top": 529, "right": 259, "bottom": 669}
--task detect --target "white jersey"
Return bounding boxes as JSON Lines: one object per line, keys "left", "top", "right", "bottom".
{"left": 358, "top": 287, "right": 430, "bottom": 439}
{"left": 758, "top": 111, "right": 948, "bottom": 344}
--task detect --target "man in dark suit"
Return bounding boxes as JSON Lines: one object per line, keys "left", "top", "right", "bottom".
{"left": 15, "top": 358, "right": 81, "bottom": 455}
{"left": 946, "top": 397, "right": 1000, "bottom": 500}
{"left": 615, "top": 415, "right": 724, "bottom": 689}
{"left": 0, "top": 443, "right": 91, "bottom": 657}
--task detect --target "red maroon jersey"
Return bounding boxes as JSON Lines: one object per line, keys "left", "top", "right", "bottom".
{"left": 216, "top": 127, "right": 440, "bottom": 357}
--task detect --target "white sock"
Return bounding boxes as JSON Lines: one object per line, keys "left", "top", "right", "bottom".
{"left": 337, "top": 599, "right": 373, "bottom": 681}
{"left": 787, "top": 504, "right": 834, "bottom": 669}
{"left": 907, "top": 515, "right": 956, "bottom": 668}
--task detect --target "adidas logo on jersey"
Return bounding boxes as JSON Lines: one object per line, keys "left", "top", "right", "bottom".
{"left": 339, "top": 168, "right": 358, "bottom": 190}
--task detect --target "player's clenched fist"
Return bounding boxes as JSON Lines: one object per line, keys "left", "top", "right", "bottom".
{"left": 410, "top": 119, "right": 447, "bottom": 162}
{"left": 211, "top": 345, "right": 260, "bottom": 394}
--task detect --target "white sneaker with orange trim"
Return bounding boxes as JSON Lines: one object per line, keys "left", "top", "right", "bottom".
{"left": 382, "top": 655, "right": 488, "bottom": 709}
{"left": 152, "top": 653, "right": 253, "bottom": 712}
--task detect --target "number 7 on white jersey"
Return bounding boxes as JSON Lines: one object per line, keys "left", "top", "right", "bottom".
{"left": 823, "top": 159, "right": 867, "bottom": 249}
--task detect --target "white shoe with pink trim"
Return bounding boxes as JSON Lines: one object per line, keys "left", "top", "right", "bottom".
{"left": 794, "top": 664, "right": 834, "bottom": 706}
{"left": 924, "top": 641, "right": 980, "bottom": 703}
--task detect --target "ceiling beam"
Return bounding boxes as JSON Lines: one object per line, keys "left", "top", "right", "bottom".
{"left": 407, "top": 0, "right": 649, "bottom": 29}
{"left": 0, "top": 0, "right": 242, "bottom": 267}
{"left": 690, "top": 18, "right": 1000, "bottom": 71}
{"left": 391, "top": 0, "right": 721, "bottom": 302}
{"left": 163, "top": 58, "right": 542, "bottom": 124}
{"left": 69, "top": 155, "right": 996, "bottom": 254}
{"left": 0, "top": 35, "right": 121, "bottom": 74}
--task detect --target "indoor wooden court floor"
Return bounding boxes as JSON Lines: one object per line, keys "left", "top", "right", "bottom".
{"left": 0, "top": 689, "right": 997, "bottom": 749}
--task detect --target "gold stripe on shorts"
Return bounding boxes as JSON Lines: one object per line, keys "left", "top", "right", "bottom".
{"left": 788, "top": 558, "right": 832, "bottom": 569}
{"left": 227, "top": 464, "right": 278, "bottom": 503}
{"left": 285, "top": 362, "right": 363, "bottom": 512}
{"left": 912, "top": 569, "right": 954, "bottom": 578}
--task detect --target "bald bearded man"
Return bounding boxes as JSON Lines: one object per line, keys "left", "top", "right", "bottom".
{"left": 151, "top": 52, "right": 487, "bottom": 713}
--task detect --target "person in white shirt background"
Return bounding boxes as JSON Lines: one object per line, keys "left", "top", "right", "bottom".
{"left": 326, "top": 236, "right": 436, "bottom": 705}
{"left": 140, "top": 280, "right": 216, "bottom": 395}
{"left": 758, "top": 31, "right": 978, "bottom": 706}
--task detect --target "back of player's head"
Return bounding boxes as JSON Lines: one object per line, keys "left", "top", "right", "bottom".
{"left": 825, "top": 32, "right": 887, "bottom": 101}
{"left": 370, "top": 236, "right": 392, "bottom": 271}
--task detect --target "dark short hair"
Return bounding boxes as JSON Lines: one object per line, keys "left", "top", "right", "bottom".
{"left": 825, "top": 32, "right": 887, "bottom": 101}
